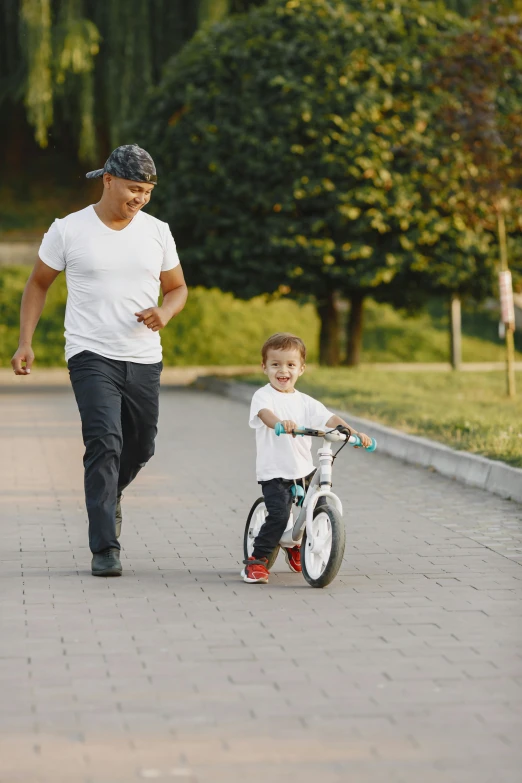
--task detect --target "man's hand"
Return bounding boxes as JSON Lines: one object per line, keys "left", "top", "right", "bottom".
{"left": 135, "top": 306, "right": 169, "bottom": 332}
{"left": 279, "top": 419, "right": 298, "bottom": 435}
{"left": 11, "top": 344, "right": 35, "bottom": 376}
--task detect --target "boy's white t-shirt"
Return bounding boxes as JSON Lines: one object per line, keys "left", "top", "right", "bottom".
{"left": 38, "top": 205, "right": 180, "bottom": 363}
{"left": 249, "top": 383, "right": 333, "bottom": 481}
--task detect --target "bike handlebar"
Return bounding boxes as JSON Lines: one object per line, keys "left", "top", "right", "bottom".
{"left": 274, "top": 422, "right": 377, "bottom": 452}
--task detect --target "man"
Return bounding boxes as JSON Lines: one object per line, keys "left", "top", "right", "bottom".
{"left": 11, "top": 144, "right": 188, "bottom": 577}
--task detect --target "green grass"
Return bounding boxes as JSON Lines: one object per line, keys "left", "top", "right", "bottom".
{"left": 360, "top": 299, "right": 522, "bottom": 362}
{"left": 242, "top": 369, "right": 522, "bottom": 468}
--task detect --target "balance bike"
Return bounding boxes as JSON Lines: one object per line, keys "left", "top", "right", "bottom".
{"left": 243, "top": 425, "right": 376, "bottom": 588}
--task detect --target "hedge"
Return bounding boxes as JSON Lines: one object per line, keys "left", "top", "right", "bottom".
{"left": 0, "top": 266, "right": 319, "bottom": 367}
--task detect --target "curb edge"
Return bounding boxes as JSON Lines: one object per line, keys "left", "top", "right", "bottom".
{"left": 194, "top": 376, "right": 522, "bottom": 506}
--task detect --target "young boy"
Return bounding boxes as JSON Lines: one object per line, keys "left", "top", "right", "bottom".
{"left": 242, "top": 332, "right": 372, "bottom": 584}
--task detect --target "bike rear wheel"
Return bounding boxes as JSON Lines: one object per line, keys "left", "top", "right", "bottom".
{"left": 302, "top": 504, "right": 345, "bottom": 588}
{"left": 243, "top": 497, "right": 280, "bottom": 570}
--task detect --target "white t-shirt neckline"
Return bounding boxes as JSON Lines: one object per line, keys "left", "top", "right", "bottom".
{"left": 90, "top": 204, "right": 139, "bottom": 234}
{"left": 268, "top": 384, "right": 296, "bottom": 395}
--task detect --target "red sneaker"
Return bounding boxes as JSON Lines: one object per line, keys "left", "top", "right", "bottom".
{"left": 284, "top": 545, "right": 302, "bottom": 573}
{"left": 241, "top": 557, "right": 269, "bottom": 583}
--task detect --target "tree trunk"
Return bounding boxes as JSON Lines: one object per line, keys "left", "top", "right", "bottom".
{"left": 318, "top": 290, "right": 341, "bottom": 366}
{"left": 345, "top": 292, "right": 365, "bottom": 367}
{"left": 449, "top": 293, "right": 462, "bottom": 370}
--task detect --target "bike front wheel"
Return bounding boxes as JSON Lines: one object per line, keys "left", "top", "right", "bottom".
{"left": 302, "top": 504, "right": 345, "bottom": 588}
{"left": 243, "top": 497, "right": 280, "bottom": 570}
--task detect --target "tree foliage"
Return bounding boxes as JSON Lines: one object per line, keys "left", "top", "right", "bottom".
{"left": 134, "top": 0, "right": 488, "bottom": 359}
{"left": 199, "top": 0, "right": 267, "bottom": 23}
{"left": 0, "top": 0, "right": 266, "bottom": 162}
{"left": 0, "top": 0, "right": 478, "bottom": 164}
{"left": 433, "top": 2, "right": 522, "bottom": 236}
{"left": 443, "top": 0, "right": 483, "bottom": 15}
{"left": 396, "top": 0, "right": 522, "bottom": 304}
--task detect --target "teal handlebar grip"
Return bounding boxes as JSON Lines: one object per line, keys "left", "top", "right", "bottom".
{"left": 352, "top": 434, "right": 377, "bottom": 452}
{"left": 274, "top": 422, "right": 306, "bottom": 437}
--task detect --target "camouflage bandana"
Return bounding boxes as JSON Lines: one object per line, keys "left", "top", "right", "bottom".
{"left": 85, "top": 144, "right": 157, "bottom": 184}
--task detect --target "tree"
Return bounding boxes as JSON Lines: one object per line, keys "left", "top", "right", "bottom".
{"left": 0, "top": 0, "right": 471, "bottom": 166}
{"left": 374, "top": 0, "right": 522, "bottom": 376}
{"left": 133, "top": 0, "right": 473, "bottom": 364}
{"left": 427, "top": 0, "right": 522, "bottom": 391}
{"left": 0, "top": 0, "right": 268, "bottom": 164}
{"left": 0, "top": 0, "right": 482, "bottom": 165}
{"left": 1, "top": 0, "right": 198, "bottom": 162}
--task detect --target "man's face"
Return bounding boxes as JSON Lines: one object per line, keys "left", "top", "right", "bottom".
{"left": 104, "top": 174, "right": 154, "bottom": 220}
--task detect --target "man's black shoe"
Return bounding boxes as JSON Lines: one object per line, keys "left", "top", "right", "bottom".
{"left": 115, "top": 495, "right": 122, "bottom": 539}
{"left": 91, "top": 548, "right": 122, "bottom": 577}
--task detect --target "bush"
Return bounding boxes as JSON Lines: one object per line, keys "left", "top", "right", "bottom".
{"left": 0, "top": 267, "right": 319, "bottom": 367}
{"left": 0, "top": 266, "right": 67, "bottom": 365}
{"left": 161, "top": 287, "right": 319, "bottom": 365}
{"left": 1, "top": 267, "right": 517, "bottom": 367}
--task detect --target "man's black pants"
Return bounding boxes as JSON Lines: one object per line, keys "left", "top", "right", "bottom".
{"left": 68, "top": 351, "right": 162, "bottom": 554}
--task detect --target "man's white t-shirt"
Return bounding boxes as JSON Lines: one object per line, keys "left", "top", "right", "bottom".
{"left": 38, "top": 205, "right": 180, "bottom": 363}
{"left": 249, "top": 384, "right": 333, "bottom": 481}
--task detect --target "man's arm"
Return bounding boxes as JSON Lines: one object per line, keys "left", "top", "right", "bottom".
{"left": 135, "top": 265, "right": 188, "bottom": 331}
{"left": 11, "top": 259, "right": 61, "bottom": 375}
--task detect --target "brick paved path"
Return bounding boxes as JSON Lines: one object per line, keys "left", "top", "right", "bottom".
{"left": 1, "top": 387, "right": 521, "bottom": 783}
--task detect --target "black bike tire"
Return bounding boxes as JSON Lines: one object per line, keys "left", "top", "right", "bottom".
{"left": 243, "top": 497, "right": 280, "bottom": 570}
{"left": 301, "top": 503, "right": 345, "bottom": 588}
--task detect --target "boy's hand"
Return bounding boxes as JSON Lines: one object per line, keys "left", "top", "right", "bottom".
{"left": 279, "top": 419, "right": 298, "bottom": 435}
{"left": 355, "top": 431, "right": 372, "bottom": 449}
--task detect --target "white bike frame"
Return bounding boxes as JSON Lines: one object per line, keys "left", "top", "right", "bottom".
{"left": 279, "top": 430, "right": 352, "bottom": 548}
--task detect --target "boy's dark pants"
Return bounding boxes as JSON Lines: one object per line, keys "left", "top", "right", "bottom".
{"left": 253, "top": 473, "right": 321, "bottom": 560}
{"left": 68, "top": 351, "right": 162, "bottom": 554}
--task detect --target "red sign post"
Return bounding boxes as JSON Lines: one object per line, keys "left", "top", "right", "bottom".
{"left": 498, "top": 213, "right": 516, "bottom": 398}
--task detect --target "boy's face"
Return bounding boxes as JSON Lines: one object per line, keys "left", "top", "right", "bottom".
{"left": 262, "top": 348, "right": 305, "bottom": 393}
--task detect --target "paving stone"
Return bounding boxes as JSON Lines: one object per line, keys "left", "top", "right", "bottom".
{"left": 1, "top": 387, "right": 521, "bottom": 783}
